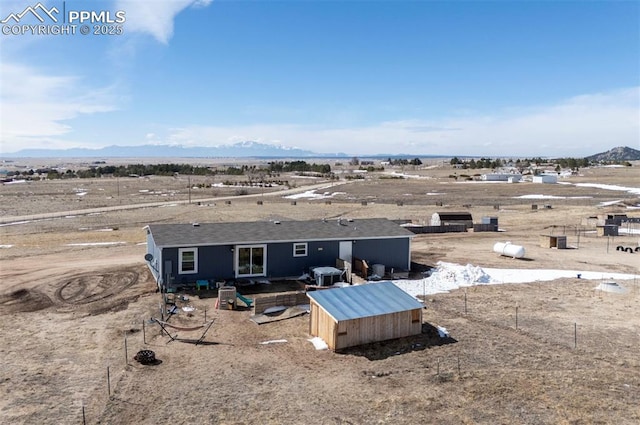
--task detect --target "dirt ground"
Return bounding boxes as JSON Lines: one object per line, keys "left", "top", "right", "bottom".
{"left": 0, "top": 160, "right": 639, "bottom": 424}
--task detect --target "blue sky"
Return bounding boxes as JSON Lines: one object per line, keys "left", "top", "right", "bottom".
{"left": 1, "top": 0, "right": 638, "bottom": 157}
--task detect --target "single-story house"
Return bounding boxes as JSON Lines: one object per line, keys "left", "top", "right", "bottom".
{"left": 431, "top": 212, "right": 473, "bottom": 229}
{"left": 307, "top": 281, "right": 424, "bottom": 350}
{"left": 532, "top": 174, "right": 558, "bottom": 184}
{"left": 144, "top": 218, "right": 414, "bottom": 288}
{"left": 481, "top": 173, "right": 522, "bottom": 182}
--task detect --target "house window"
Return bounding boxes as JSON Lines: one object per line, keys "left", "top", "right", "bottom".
{"left": 236, "top": 245, "right": 267, "bottom": 277}
{"left": 178, "top": 248, "right": 198, "bottom": 274}
{"left": 293, "top": 242, "right": 308, "bottom": 257}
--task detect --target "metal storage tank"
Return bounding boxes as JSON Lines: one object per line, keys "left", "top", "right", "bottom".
{"left": 493, "top": 242, "right": 525, "bottom": 258}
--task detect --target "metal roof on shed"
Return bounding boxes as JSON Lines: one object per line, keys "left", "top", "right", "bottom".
{"left": 307, "top": 281, "right": 424, "bottom": 322}
{"left": 435, "top": 212, "right": 473, "bottom": 220}
{"left": 148, "top": 218, "right": 414, "bottom": 248}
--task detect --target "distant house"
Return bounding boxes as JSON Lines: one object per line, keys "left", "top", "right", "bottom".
{"left": 144, "top": 218, "right": 414, "bottom": 288}
{"left": 307, "top": 281, "right": 424, "bottom": 350}
{"left": 532, "top": 175, "right": 557, "bottom": 184}
{"left": 431, "top": 212, "right": 473, "bottom": 229}
{"left": 481, "top": 173, "right": 522, "bottom": 182}
{"left": 605, "top": 214, "right": 628, "bottom": 226}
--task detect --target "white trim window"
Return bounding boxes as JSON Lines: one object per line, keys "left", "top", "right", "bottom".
{"left": 178, "top": 248, "right": 198, "bottom": 274}
{"left": 293, "top": 242, "right": 308, "bottom": 257}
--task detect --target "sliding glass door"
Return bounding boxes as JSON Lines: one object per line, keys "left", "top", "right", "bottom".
{"left": 236, "top": 245, "right": 266, "bottom": 277}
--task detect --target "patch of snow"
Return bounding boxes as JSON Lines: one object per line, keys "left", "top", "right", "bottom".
{"left": 391, "top": 261, "right": 640, "bottom": 298}
{"left": 259, "top": 339, "right": 288, "bottom": 345}
{"left": 515, "top": 194, "right": 566, "bottom": 199}
{"left": 284, "top": 187, "right": 344, "bottom": 200}
{"left": 0, "top": 220, "right": 33, "bottom": 227}
{"left": 598, "top": 200, "right": 623, "bottom": 207}
{"left": 308, "top": 337, "right": 328, "bottom": 350}
{"left": 0, "top": 244, "right": 13, "bottom": 248}
{"left": 437, "top": 326, "right": 450, "bottom": 338}
{"left": 574, "top": 183, "right": 640, "bottom": 196}
{"left": 383, "top": 172, "right": 427, "bottom": 179}
{"left": 514, "top": 194, "right": 592, "bottom": 200}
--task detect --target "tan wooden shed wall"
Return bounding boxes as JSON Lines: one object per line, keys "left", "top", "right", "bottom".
{"left": 309, "top": 300, "right": 422, "bottom": 350}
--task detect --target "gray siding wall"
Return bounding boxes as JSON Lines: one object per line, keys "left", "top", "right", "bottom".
{"left": 145, "top": 232, "right": 162, "bottom": 283}
{"left": 163, "top": 245, "right": 235, "bottom": 284}
{"left": 152, "top": 237, "right": 411, "bottom": 283}
{"left": 266, "top": 240, "right": 339, "bottom": 277}
{"left": 353, "top": 238, "right": 410, "bottom": 271}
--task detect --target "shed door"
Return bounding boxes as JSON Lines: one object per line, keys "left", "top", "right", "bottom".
{"left": 339, "top": 241, "right": 352, "bottom": 263}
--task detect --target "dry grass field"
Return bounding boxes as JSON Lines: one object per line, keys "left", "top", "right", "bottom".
{"left": 0, "top": 159, "right": 639, "bottom": 424}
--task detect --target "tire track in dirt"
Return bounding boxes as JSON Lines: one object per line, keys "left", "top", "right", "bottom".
{"left": 0, "top": 267, "right": 151, "bottom": 315}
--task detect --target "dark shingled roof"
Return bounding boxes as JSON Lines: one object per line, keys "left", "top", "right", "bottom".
{"left": 148, "top": 218, "right": 414, "bottom": 248}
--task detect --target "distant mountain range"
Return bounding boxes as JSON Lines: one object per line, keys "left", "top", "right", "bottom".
{"left": 586, "top": 146, "right": 640, "bottom": 162}
{"left": 3, "top": 142, "right": 639, "bottom": 160}
{"left": 1, "top": 141, "right": 345, "bottom": 159}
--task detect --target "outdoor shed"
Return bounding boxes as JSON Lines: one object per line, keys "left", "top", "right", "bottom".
{"left": 145, "top": 218, "right": 414, "bottom": 289}
{"left": 532, "top": 174, "right": 558, "bottom": 184}
{"left": 431, "top": 212, "right": 473, "bottom": 229}
{"left": 307, "top": 281, "right": 424, "bottom": 351}
{"left": 539, "top": 234, "right": 567, "bottom": 249}
{"left": 597, "top": 225, "right": 618, "bottom": 237}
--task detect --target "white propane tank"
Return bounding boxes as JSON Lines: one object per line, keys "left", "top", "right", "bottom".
{"left": 493, "top": 241, "right": 525, "bottom": 259}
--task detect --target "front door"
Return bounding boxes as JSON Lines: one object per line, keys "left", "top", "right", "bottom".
{"left": 235, "top": 245, "right": 267, "bottom": 277}
{"left": 339, "top": 241, "right": 352, "bottom": 263}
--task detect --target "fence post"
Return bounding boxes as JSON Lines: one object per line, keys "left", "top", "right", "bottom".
{"left": 107, "top": 366, "right": 111, "bottom": 396}
{"left": 574, "top": 322, "right": 577, "bottom": 348}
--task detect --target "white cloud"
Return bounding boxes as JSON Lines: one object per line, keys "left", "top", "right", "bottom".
{"left": 0, "top": 62, "right": 118, "bottom": 151}
{"left": 116, "top": 0, "right": 213, "bottom": 44}
{"left": 160, "top": 87, "right": 639, "bottom": 156}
